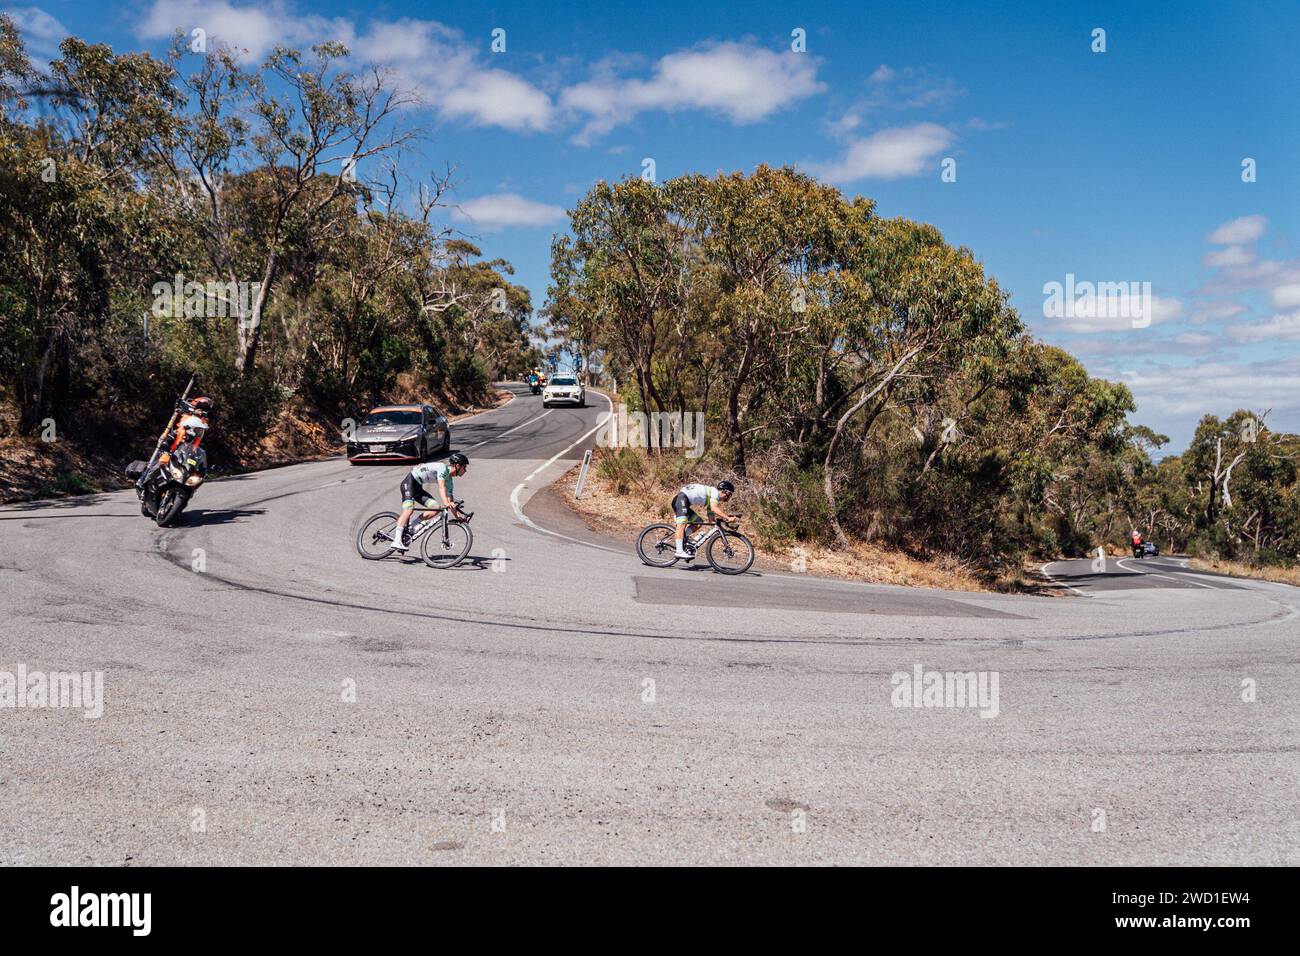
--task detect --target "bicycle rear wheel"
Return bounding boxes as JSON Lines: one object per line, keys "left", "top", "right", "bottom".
{"left": 421, "top": 520, "right": 473, "bottom": 569}
{"left": 357, "top": 512, "right": 400, "bottom": 560}
{"left": 636, "top": 523, "right": 682, "bottom": 567}
{"left": 706, "top": 530, "right": 755, "bottom": 575}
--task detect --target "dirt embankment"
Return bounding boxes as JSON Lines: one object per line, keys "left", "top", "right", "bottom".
{"left": 0, "top": 386, "right": 513, "bottom": 505}
{"left": 553, "top": 448, "right": 1052, "bottom": 594}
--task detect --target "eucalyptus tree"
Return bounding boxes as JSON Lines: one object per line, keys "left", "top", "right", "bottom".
{"left": 155, "top": 41, "right": 419, "bottom": 374}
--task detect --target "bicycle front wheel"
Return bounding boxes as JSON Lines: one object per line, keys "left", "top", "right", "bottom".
{"left": 357, "top": 512, "right": 400, "bottom": 560}
{"left": 636, "top": 523, "right": 680, "bottom": 567}
{"left": 421, "top": 521, "right": 473, "bottom": 569}
{"left": 707, "top": 530, "right": 755, "bottom": 575}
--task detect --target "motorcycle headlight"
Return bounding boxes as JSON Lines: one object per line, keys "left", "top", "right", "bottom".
{"left": 185, "top": 474, "right": 204, "bottom": 487}
{"left": 169, "top": 463, "right": 186, "bottom": 480}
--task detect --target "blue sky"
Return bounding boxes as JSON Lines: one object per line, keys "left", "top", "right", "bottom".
{"left": 11, "top": 0, "right": 1299, "bottom": 450}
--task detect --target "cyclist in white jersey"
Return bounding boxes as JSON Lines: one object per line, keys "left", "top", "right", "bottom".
{"left": 671, "top": 479, "right": 738, "bottom": 558}
{"left": 391, "top": 452, "right": 468, "bottom": 550}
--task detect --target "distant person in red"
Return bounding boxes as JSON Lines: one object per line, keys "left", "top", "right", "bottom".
{"left": 1131, "top": 529, "right": 1144, "bottom": 557}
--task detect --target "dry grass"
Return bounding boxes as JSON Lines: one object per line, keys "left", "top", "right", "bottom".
{"left": 1189, "top": 557, "right": 1300, "bottom": 588}
{"left": 561, "top": 450, "right": 1043, "bottom": 593}
{"left": 0, "top": 435, "right": 116, "bottom": 503}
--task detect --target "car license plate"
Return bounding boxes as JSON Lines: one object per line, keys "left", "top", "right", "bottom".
{"left": 370, "top": 444, "right": 386, "bottom": 453}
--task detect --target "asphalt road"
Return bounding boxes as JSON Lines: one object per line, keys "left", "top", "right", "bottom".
{"left": 2, "top": 383, "right": 1297, "bottom": 865}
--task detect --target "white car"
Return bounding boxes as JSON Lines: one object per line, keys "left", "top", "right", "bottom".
{"left": 542, "top": 375, "right": 586, "bottom": 408}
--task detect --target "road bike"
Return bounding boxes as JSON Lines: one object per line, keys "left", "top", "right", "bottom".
{"left": 356, "top": 499, "right": 475, "bottom": 569}
{"left": 635, "top": 515, "right": 755, "bottom": 575}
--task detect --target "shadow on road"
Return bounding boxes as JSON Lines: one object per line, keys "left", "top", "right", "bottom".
{"left": 179, "top": 508, "right": 268, "bottom": 527}
{"left": 1, "top": 492, "right": 115, "bottom": 511}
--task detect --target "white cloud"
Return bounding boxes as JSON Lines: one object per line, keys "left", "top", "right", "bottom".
{"left": 137, "top": 0, "right": 316, "bottom": 59}
{"left": 1190, "top": 301, "right": 1245, "bottom": 325}
{"left": 561, "top": 41, "right": 823, "bottom": 143}
{"left": 1271, "top": 284, "right": 1300, "bottom": 309}
{"left": 1204, "top": 245, "right": 1254, "bottom": 268}
{"left": 9, "top": 5, "right": 70, "bottom": 64}
{"left": 1206, "top": 214, "right": 1267, "bottom": 245}
{"left": 453, "top": 193, "right": 565, "bottom": 232}
{"left": 136, "top": 2, "right": 553, "bottom": 132}
{"left": 1095, "top": 355, "right": 1300, "bottom": 445}
{"left": 439, "top": 70, "right": 554, "bottom": 132}
{"left": 1227, "top": 310, "right": 1300, "bottom": 344}
{"left": 810, "top": 122, "right": 953, "bottom": 182}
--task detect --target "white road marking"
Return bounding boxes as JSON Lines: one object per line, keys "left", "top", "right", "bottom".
{"left": 464, "top": 409, "right": 552, "bottom": 451}
{"left": 510, "top": 391, "right": 624, "bottom": 553}
{"left": 1117, "top": 557, "right": 1215, "bottom": 587}
{"left": 1039, "top": 561, "right": 1093, "bottom": 598}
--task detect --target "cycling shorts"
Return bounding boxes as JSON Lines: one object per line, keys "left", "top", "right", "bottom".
{"left": 672, "top": 492, "right": 703, "bottom": 525}
{"left": 400, "top": 476, "right": 441, "bottom": 511}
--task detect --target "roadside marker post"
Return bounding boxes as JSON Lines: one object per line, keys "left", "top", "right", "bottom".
{"left": 574, "top": 449, "right": 593, "bottom": 500}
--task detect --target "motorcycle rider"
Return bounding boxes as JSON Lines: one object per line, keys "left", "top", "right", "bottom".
{"left": 672, "top": 479, "right": 739, "bottom": 559}
{"left": 390, "top": 452, "right": 469, "bottom": 551}
{"left": 1131, "top": 528, "right": 1144, "bottom": 557}
{"left": 139, "top": 396, "right": 213, "bottom": 489}
{"left": 169, "top": 396, "right": 213, "bottom": 452}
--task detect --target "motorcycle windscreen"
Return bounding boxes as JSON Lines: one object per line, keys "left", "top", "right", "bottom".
{"left": 174, "top": 443, "right": 208, "bottom": 471}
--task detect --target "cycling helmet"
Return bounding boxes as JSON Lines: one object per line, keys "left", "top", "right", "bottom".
{"left": 448, "top": 452, "right": 469, "bottom": 469}
{"left": 717, "top": 479, "right": 735, "bottom": 494}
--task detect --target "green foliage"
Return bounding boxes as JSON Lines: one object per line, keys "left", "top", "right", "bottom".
{"left": 447, "top": 353, "right": 490, "bottom": 402}
{"left": 0, "top": 21, "right": 535, "bottom": 467}
{"left": 548, "top": 168, "right": 1300, "bottom": 572}
{"left": 596, "top": 447, "right": 646, "bottom": 495}
{"left": 32, "top": 472, "right": 95, "bottom": 499}
{"left": 750, "top": 460, "right": 832, "bottom": 546}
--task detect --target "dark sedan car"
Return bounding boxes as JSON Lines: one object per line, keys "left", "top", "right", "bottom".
{"left": 347, "top": 404, "right": 450, "bottom": 464}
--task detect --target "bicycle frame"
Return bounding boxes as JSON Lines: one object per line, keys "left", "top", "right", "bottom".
{"left": 407, "top": 499, "right": 472, "bottom": 548}
{"left": 685, "top": 518, "right": 737, "bottom": 556}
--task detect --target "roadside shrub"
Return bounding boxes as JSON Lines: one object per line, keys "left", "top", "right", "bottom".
{"left": 448, "top": 353, "right": 490, "bottom": 404}
{"left": 751, "top": 459, "right": 832, "bottom": 546}
{"left": 596, "top": 446, "right": 645, "bottom": 494}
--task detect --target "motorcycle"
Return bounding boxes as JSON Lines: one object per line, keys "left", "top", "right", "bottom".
{"left": 127, "top": 440, "right": 208, "bottom": 526}
{"left": 528, "top": 375, "right": 543, "bottom": 395}
{"left": 125, "top": 375, "right": 209, "bottom": 526}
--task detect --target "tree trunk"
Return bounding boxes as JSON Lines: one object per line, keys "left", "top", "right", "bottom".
{"left": 19, "top": 322, "right": 57, "bottom": 435}
{"left": 822, "top": 346, "right": 924, "bottom": 549}
{"left": 237, "top": 253, "right": 278, "bottom": 375}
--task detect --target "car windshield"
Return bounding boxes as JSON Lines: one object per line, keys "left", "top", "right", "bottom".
{"left": 550, "top": 377, "right": 577, "bottom": 386}
{"left": 363, "top": 410, "right": 421, "bottom": 426}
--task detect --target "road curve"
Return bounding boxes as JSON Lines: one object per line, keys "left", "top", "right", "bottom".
{"left": 2, "top": 383, "right": 1297, "bottom": 864}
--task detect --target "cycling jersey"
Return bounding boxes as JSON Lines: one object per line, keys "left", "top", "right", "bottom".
{"left": 679, "top": 483, "right": 719, "bottom": 511}
{"left": 410, "top": 460, "right": 454, "bottom": 495}
{"left": 403, "top": 461, "right": 453, "bottom": 509}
